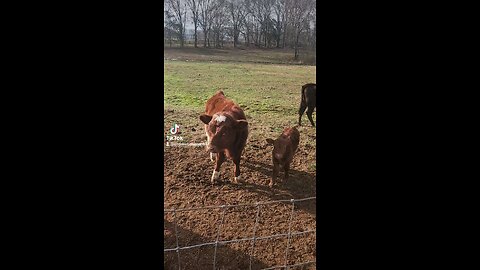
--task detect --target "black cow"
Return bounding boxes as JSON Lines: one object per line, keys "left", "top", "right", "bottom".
{"left": 298, "top": 83, "right": 316, "bottom": 127}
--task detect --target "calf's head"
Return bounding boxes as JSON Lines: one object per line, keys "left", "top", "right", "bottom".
{"left": 200, "top": 113, "right": 248, "bottom": 153}
{"left": 266, "top": 136, "right": 290, "bottom": 161}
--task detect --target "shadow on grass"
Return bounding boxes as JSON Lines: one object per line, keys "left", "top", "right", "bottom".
{"left": 164, "top": 220, "right": 269, "bottom": 270}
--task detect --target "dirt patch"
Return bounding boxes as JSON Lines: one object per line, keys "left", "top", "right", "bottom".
{"left": 164, "top": 109, "right": 316, "bottom": 269}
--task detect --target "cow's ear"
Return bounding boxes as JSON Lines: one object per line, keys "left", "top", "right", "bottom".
{"left": 235, "top": 119, "right": 248, "bottom": 128}
{"left": 266, "top": 138, "right": 275, "bottom": 145}
{"left": 199, "top": 114, "right": 212, "bottom": 124}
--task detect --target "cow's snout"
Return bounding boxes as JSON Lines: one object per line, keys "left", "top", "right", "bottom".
{"left": 208, "top": 145, "right": 218, "bottom": 153}
{"left": 274, "top": 153, "right": 283, "bottom": 160}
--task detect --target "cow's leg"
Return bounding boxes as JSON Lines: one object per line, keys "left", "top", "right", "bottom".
{"left": 298, "top": 102, "right": 307, "bottom": 126}
{"left": 283, "top": 163, "right": 290, "bottom": 182}
{"left": 208, "top": 137, "right": 214, "bottom": 162}
{"left": 211, "top": 152, "right": 225, "bottom": 184}
{"left": 306, "top": 106, "right": 315, "bottom": 127}
{"left": 232, "top": 155, "right": 242, "bottom": 183}
{"left": 270, "top": 160, "right": 279, "bottom": 188}
{"left": 205, "top": 125, "right": 214, "bottom": 162}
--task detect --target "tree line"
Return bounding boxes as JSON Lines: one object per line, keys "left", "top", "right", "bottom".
{"left": 164, "top": 0, "right": 316, "bottom": 59}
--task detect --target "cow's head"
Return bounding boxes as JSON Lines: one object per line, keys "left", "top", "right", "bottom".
{"left": 266, "top": 136, "right": 290, "bottom": 161}
{"left": 200, "top": 113, "right": 248, "bottom": 153}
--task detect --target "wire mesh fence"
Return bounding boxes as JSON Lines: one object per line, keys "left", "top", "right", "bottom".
{"left": 164, "top": 197, "right": 316, "bottom": 270}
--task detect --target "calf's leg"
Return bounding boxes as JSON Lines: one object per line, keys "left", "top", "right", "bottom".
{"left": 271, "top": 160, "right": 280, "bottom": 188}
{"left": 284, "top": 163, "right": 290, "bottom": 182}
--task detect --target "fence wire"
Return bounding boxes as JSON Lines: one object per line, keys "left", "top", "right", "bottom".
{"left": 164, "top": 197, "right": 316, "bottom": 270}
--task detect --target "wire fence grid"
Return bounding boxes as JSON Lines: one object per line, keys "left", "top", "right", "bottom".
{"left": 164, "top": 197, "right": 316, "bottom": 270}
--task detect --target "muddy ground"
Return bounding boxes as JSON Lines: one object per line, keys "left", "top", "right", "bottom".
{"left": 164, "top": 108, "right": 316, "bottom": 270}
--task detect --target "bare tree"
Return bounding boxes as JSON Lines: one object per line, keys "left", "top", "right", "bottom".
{"left": 186, "top": 0, "right": 201, "bottom": 47}
{"left": 272, "top": 0, "right": 285, "bottom": 48}
{"left": 198, "top": 0, "right": 215, "bottom": 47}
{"left": 227, "top": 0, "right": 247, "bottom": 48}
{"left": 164, "top": 0, "right": 316, "bottom": 56}
{"left": 241, "top": 7, "right": 254, "bottom": 47}
{"left": 164, "top": 8, "right": 176, "bottom": 47}
{"left": 290, "top": 0, "right": 315, "bottom": 59}
{"left": 165, "top": 0, "right": 188, "bottom": 47}
{"left": 249, "top": 0, "right": 275, "bottom": 48}
{"left": 262, "top": 0, "right": 276, "bottom": 47}
{"left": 311, "top": 4, "right": 316, "bottom": 49}
{"left": 210, "top": 0, "right": 227, "bottom": 48}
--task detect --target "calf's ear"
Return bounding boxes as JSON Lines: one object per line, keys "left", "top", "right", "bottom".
{"left": 235, "top": 119, "right": 248, "bottom": 128}
{"left": 199, "top": 114, "right": 212, "bottom": 124}
{"left": 266, "top": 138, "right": 275, "bottom": 145}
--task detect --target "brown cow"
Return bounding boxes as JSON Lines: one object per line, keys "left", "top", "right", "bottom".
{"left": 199, "top": 91, "right": 248, "bottom": 184}
{"left": 266, "top": 127, "right": 300, "bottom": 188}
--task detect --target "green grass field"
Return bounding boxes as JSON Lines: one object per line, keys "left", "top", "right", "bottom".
{"left": 164, "top": 60, "right": 316, "bottom": 125}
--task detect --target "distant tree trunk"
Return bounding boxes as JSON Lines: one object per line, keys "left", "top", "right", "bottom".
{"left": 294, "top": 32, "right": 300, "bottom": 59}
{"left": 207, "top": 31, "right": 211, "bottom": 47}
{"left": 203, "top": 31, "right": 207, "bottom": 47}
{"left": 179, "top": 28, "right": 184, "bottom": 47}
{"left": 264, "top": 25, "right": 267, "bottom": 47}
{"left": 233, "top": 25, "right": 238, "bottom": 48}
{"left": 233, "top": 32, "right": 237, "bottom": 47}
{"left": 276, "top": 29, "right": 281, "bottom": 48}
{"left": 194, "top": 22, "right": 198, "bottom": 48}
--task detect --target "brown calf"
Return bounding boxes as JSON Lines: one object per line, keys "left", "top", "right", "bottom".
{"left": 199, "top": 91, "right": 249, "bottom": 184}
{"left": 266, "top": 127, "right": 300, "bottom": 188}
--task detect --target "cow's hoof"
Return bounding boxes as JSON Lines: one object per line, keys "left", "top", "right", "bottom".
{"left": 233, "top": 175, "right": 241, "bottom": 184}
{"left": 210, "top": 153, "right": 215, "bottom": 162}
{"left": 211, "top": 170, "right": 220, "bottom": 183}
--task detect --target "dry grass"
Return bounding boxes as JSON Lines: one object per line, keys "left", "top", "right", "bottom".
{"left": 164, "top": 46, "right": 316, "bottom": 65}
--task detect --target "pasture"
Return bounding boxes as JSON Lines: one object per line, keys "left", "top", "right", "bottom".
{"left": 164, "top": 48, "right": 317, "bottom": 269}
